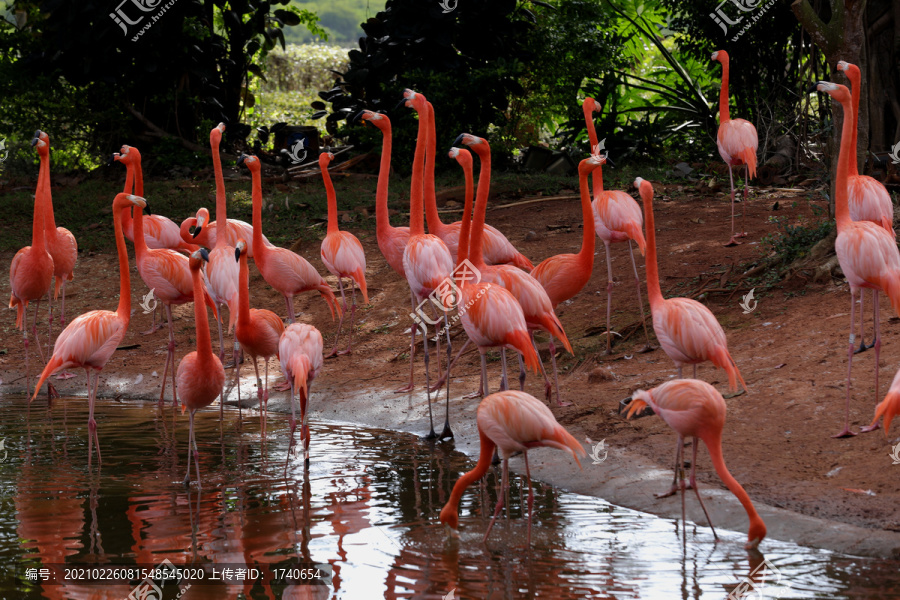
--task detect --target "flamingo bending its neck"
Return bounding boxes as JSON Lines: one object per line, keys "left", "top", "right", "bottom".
{"left": 279, "top": 322, "right": 323, "bottom": 464}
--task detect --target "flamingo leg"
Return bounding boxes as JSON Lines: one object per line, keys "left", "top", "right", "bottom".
{"left": 301, "top": 384, "right": 310, "bottom": 465}
{"left": 60, "top": 278, "right": 67, "bottom": 326}
{"left": 340, "top": 280, "right": 357, "bottom": 355}
{"left": 160, "top": 304, "right": 177, "bottom": 407}
{"left": 439, "top": 313, "right": 453, "bottom": 440}
{"left": 31, "top": 299, "right": 45, "bottom": 364}
{"left": 524, "top": 451, "right": 534, "bottom": 547}
{"left": 184, "top": 409, "right": 195, "bottom": 486}
{"left": 87, "top": 369, "right": 102, "bottom": 468}
{"left": 474, "top": 352, "right": 488, "bottom": 400}
{"left": 283, "top": 294, "right": 297, "bottom": 324}
{"left": 328, "top": 278, "right": 347, "bottom": 358}
{"left": 724, "top": 164, "right": 742, "bottom": 246}
{"left": 500, "top": 349, "right": 509, "bottom": 392}
{"left": 394, "top": 291, "right": 418, "bottom": 394}
{"left": 861, "top": 292, "right": 883, "bottom": 433}
{"left": 23, "top": 329, "right": 30, "bottom": 398}
{"left": 603, "top": 240, "right": 615, "bottom": 353}
{"left": 628, "top": 240, "right": 653, "bottom": 351}
{"left": 215, "top": 304, "right": 226, "bottom": 363}
{"left": 689, "top": 438, "right": 717, "bottom": 540}
{"left": 422, "top": 321, "right": 437, "bottom": 440}
{"left": 517, "top": 351, "right": 527, "bottom": 392}
{"left": 263, "top": 360, "right": 270, "bottom": 436}
{"left": 677, "top": 366, "right": 683, "bottom": 380}
{"left": 854, "top": 290, "right": 876, "bottom": 353}
{"left": 834, "top": 289, "right": 858, "bottom": 438}
{"left": 483, "top": 457, "right": 509, "bottom": 543}
{"left": 692, "top": 364, "right": 697, "bottom": 379}
{"left": 47, "top": 288, "right": 53, "bottom": 356}
{"left": 430, "top": 339, "right": 471, "bottom": 394}
{"left": 547, "top": 335, "right": 571, "bottom": 407}
{"left": 737, "top": 163, "right": 749, "bottom": 238}
{"left": 656, "top": 436, "right": 691, "bottom": 498}
{"left": 287, "top": 382, "right": 297, "bottom": 459}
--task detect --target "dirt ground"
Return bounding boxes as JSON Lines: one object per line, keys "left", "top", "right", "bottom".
{"left": 4, "top": 173, "right": 900, "bottom": 540}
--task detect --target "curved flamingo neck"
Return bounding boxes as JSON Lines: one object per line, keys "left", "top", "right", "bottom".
{"left": 718, "top": 58, "right": 731, "bottom": 123}
{"left": 211, "top": 134, "right": 228, "bottom": 248}
{"left": 409, "top": 105, "right": 428, "bottom": 237}
{"left": 322, "top": 160, "right": 339, "bottom": 234}
{"left": 443, "top": 429, "right": 496, "bottom": 527}
{"left": 374, "top": 121, "right": 393, "bottom": 239}
{"left": 845, "top": 66, "right": 861, "bottom": 178}
{"left": 113, "top": 202, "right": 132, "bottom": 321}
{"left": 582, "top": 101, "right": 605, "bottom": 198}
{"left": 834, "top": 94, "right": 854, "bottom": 229}
{"left": 641, "top": 186, "right": 663, "bottom": 307}
{"left": 424, "top": 102, "right": 445, "bottom": 236}
{"left": 132, "top": 203, "right": 149, "bottom": 260}
{"left": 237, "top": 251, "right": 251, "bottom": 328}
{"left": 577, "top": 164, "right": 596, "bottom": 269}
{"left": 249, "top": 165, "right": 267, "bottom": 262}
{"left": 191, "top": 264, "right": 214, "bottom": 360}
{"left": 703, "top": 431, "right": 764, "bottom": 540}
{"left": 469, "top": 147, "right": 491, "bottom": 268}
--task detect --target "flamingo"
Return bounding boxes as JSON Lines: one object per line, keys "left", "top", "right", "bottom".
{"left": 456, "top": 133, "right": 574, "bottom": 405}
{"left": 421, "top": 101, "right": 532, "bottom": 269}
{"left": 871, "top": 370, "right": 900, "bottom": 437}
{"left": 319, "top": 151, "right": 369, "bottom": 356}
{"left": 439, "top": 390, "right": 585, "bottom": 545}
{"left": 235, "top": 239, "right": 285, "bottom": 432}
{"left": 33, "top": 131, "right": 77, "bottom": 334}
{"left": 178, "top": 248, "right": 225, "bottom": 487}
{"left": 238, "top": 154, "right": 339, "bottom": 323}
{"left": 203, "top": 123, "right": 240, "bottom": 368}
{"left": 182, "top": 208, "right": 270, "bottom": 258}
{"left": 815, "top": 81, "right": 900, "bottom": 437}
{"left": 624, "top": 379, "right": 767, "bottom": 549}
{"left": 837, "top": 60, "right": 895, "bottom": 354}
{"left": 712, "top": 50, "right": 758, "bottom": 246}
{"left": 130, "top": 190, "right": 217, "bottom": 407}
{"left": 636, "top": 177, "right": 747, "bottom": 392}
{"left": 449, "top": 146, "right": 542, "bottom": 400}
{"left": 31, "top": 194, "right": 146, "bottom": 467}
{"left": 582, "top": 98, "right": 652, "bottom": 353}
{"left": 10, "top": 136, "right": 54, "bottom": 397}
{"left": 400, "top": 89, "right": 454, "bottom": 439}
{"left": 279, "top": 322, "right": 323, "bottom": 463}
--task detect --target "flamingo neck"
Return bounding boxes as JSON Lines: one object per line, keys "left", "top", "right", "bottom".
{"left": 409, "top": 107, "right": 428, "bottom": 237}
{"left": 323, "top": 161, "right": 339, "bottom": 235}
{"left": 704, "top": 431, "right": 765, "bottom": 541}
{"left": 834, "top": 94, "right": 854, "bottom": 229}
{"left": 120, "top": 162, "right": 135, "bottom": 236}
{"left": 31, "top": 167, "right": 46, "bottom": 250}
{"left": 469, "top": 149, "right": 491, "bottom": 268}
{"left": 39, "top": 149, "right": 57, "bottom": 231}
{"left": 642, "top": 189, "right": 663, "bottom": 307}
{"left": 577, "top": 166, "right": 595, "bottom": 269}
{"left": 718, "top": 59, "right": 731, "bottom": 123}
{"left": 592, "top": 163, "right": 604, "bottom": 199}
{"left": 180, "top": 218, "right": 195, "bottom": 246}
{"left": 211, "top": 137, "right": 228, "bottom": 248}
{"left": 456, "top": 160, "right": 474, "bottom": 266}
{"left": 191, "top": 265, "right": 214, "bottom": 360}
{"left": 424, "top": 102, "right": 444, "bottom": 236}
{"left": 132, "top": 203, "right": 149, "bottom": 259}
{"left": 250, "top": 167, "right": 267, "bottom": 262}
{"left": 846, "top": 68, "right": 861, "bottom": 178}
{"left": 583, "top": 101, "right": 604, "bottom": 198}
{"left": 237, "top": 252, "right": 251, "bottom": 328}
{"left": 442, "top": 429, "right": 496, "bottom": 527}
{"left": 375, "top": 123, "right": 393, "bottom": 238}
{"left": 113, "top": 203, "right": 132, "bottom": 321}
{"left": 135, "top": 156, "right": 144, "bottom": 196}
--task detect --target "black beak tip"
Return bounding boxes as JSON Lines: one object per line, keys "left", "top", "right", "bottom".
{"left": 394, "top": 98, "right": 408, "bottom": 111}
{"left": 351, "top": 110, "right": 365, "bottom": 124}
{"left": 237, "top": 154, "right": 247, "bottom": 167}
{"left": 199, "top": 248, "right": 210, "bottom": 262}
{"left": 144, "top": 204, "right": 152, "bottom": 216}
{"left": 234, "top": 247, "right": 241, "bottom": 262}
{"left": 452, "top": 134, "right": 465, "bottom": 147}
{"left": 191, "top": 225, "right": 202, "bottom": 239}
{"left": 807, "top": 83, "right": 821, "bottom": 94}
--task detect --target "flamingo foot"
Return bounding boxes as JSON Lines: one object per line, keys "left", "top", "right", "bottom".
{"left": 325, "top": 349, "right": 340, "bottom": 359}
{"left": 393, "top": 382, "right": 415, "bottom": 394}
{"left": 47, "top": 383, "right": 60, "bottom": 401}
{"left": 337, "top": 348, "right": 352, "bottom": 356}
{"left": 637, "top": 344, "right": 656, "bottom": 354}
{"left": 439, "top": 424, "right": 454, "bottom": 441}
{"left": 736, "top": 231, "right": 748, "bottom": 238}
{"left": 556, "top": 399, "right": 573, "bottom": 407}
{"left": 832, "top": 427, "right": 857, "bottom": 438}
{"left": 655, "top": 482, "right": 693, "bottom": 498}
{"left": 274, "top": 381, "right": 291, "bottom": 392}
{"left": 860, "top": 422, "right": 881, "bottom": 434}
{"left": 55, "top": 371, "right": 76, "bottom": 380}
{"left": 723, "top": 237, "right": 743, "bottom": 247}
{"left": 422, "top": 429, "right": 438, "bottom": 441}
{"left": 463, "top": 389, "right": 483, "bottom": 399}
{"left": 140, "top": 324, "right": 163, "bottom": 335}
{"left": 853, "top": 339, "right": 875, "bottom": 354}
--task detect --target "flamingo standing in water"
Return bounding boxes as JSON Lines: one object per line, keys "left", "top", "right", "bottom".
{"left": 319, "top": 151, "right": 369, "bottom": 356}
{"left": 636, "top": 177, "right": 746, "bottom": 392}
{"left": 814, "top": 81, "right": 900, "bottom": 437}
{"left": 31, "top": 194, "right": 146, "bottom": 467}
{"left": 10, "top": 137, "right": 54, "bottom": 397}
{"left": 456, "top": 133, "right": 573, "bottom": 405}
{"left": 178, "top": 249, "right": 225, "bottom": 487}
{"left": 448, "top": 146, "right": 542, "bottom": 402}
{"left": 238, "top": 154, "right": 339, "bottom": 323}
{"left": 439, "top": 390, "right": 584, "bottom": 545}
{"left": 712, "top": 50, "right": 758, "bottom": 246}
{"left": 421, "top": 101, "right": 532, "bottom": 269}
{"left": 582, "top": 98, "right": 652, "bottom": 353}
{"left": 235, "top": 239, "right": 285, "bottom": 432}
{"left": 624, "top": 379, "right": 767, "bottom": 549}
{"left": 837, "top": 60, "right": 895, "bottom": 354}
{"left": 33, "top": 131, "right": 77, "bottom": 336}
{"left": 279, "top": 322, "right": 323, "bottom": 463}
{"left": 400, "top": 89, "right": 454, "bottom": 439}
{"left": 204, "top": 123, "right": 241, "bottom": 368}
{"left": 131, "top": 191, "right": 216, "bottom": 407}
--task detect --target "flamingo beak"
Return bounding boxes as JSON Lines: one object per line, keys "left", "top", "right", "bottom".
{"left": 452, "top": 134, "right": 465, "bottom": 147}
{"left": 199, "top": 248, "right": 210, "bottom": 262}
{"left": 234, "top": 247, "right": 241, "bottom": 262}
{"left": 351, "top": 110, "right": 366, "bottom": 124}
{"left": 237, "top": 154, "right": 247, "bottom": 167}
{"left": 604, "top": 154, "right": 616, "bottom": 168}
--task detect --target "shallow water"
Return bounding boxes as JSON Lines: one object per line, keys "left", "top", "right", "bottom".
{"left": 0, "top": 396, "right": 898, "bottom": 599}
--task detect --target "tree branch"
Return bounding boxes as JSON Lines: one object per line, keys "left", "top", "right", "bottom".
{"left": 123, "top": 103, "right": 207, "bottom": 154}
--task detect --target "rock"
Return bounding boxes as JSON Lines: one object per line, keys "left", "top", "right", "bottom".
{"left": 524, "top": 230, "right": 543, "bottom": 242}
{"left": 588, "top": 367, "right": 615, "bottom": 384}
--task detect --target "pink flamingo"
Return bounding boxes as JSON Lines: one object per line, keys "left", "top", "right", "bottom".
{"left": 400, "top": 89, "right": 454, "bottom": 439}
{"left": 178, "top": 248, "right": 225, "bottom": 487}
{"left": 279, "top": 322, "right": 323, "bottom": 463}
{"left": 33, "top": 131, "right": 77, "bottom": 335}
{"left": 837, "top": 60, "right": 895, "bottom": 354}
{"left": 204, "top": 123, "right": 241, "bottom": 367}
{"left": 31, "top": 194, "right": 146, "bottom": 467}
{"left": 439, "top": 390, "right": 584, "bottom": 545}
{"left": 131, "top": 190, "right": 216, "bottom": 407}
{"left": 319, "top": 151, "right": 369, "bottom": 356}
{"left": 449, "top": 146, "right": 542, "bottom": 402}
{"left": 10, "top": 137, "right": 54, "bottom": 397}
{"left": 871, "top": 370, "right": 900, "bottom": 437}
{"left": 235, "top": 239, "right": 285, "bottom": 432}
{"left": 636, "top": 177, "right": 747, "bottom": 392}
{"left": 712, "top": 50, "right": 758, "bottom": 246}
{"left": 182, "top": 209, "right": 269, "bottom": 257}
{"left": 457, "top": 133, "right": 574, "bottom": 405}
{"left": 238, "top": 154, "right": 339, "bottom": 323}
{"left": 625, "top": 379, "right": 767, "bottom": 549}
{"left": 815, "top": 81, "right": 900, "bottom": 437}
{"left": 421, "top": 101, "right": 532, "bottom": 269}
{"left": 582, "top": 98, "right": 652, "bottom": 352}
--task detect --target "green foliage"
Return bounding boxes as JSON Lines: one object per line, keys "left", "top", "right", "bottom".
{"left": 761, "top": 216, "right": 834, "bottom": 265}
{"left": 285, "top": 0, "right": 373, "bottom": 44}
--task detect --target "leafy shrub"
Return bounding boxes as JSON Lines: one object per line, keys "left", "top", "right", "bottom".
{"left": 761, "top": 216, "right": 834, "bottom": 265}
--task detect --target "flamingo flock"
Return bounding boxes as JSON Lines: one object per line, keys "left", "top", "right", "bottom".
{"left": 14, "top": 51, "right": 895, "bottom": 554}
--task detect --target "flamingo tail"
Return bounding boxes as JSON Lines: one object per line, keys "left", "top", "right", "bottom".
{"left": 539, "top": 314, "right": 573, "bottom": 355}
{"left": 509, "top": 252, "right": 534, "bottom": 271}
{"left": 739, "top": 147, "right": 757, "bottom": 180}
{"left": 31, "top": 356, "right": 64, "bottom": 402}
{"left": 538, "top": 425, "right": 586, "bottom": 468}
{"left": 872, "top": 389, "right": 900, "bottom": 437}
{"left": 506, "top": 330, "right": 542, "bottom": 374}
{"left": 710, "top": 345, "right": 747, "bottom": 393}
{"left": 10, "top": 296, "right": 24, "bottom": 330}
{"left": 53, "top": 276, "right": 62, "bottom": 301}
{"left": 882, "top": 274, "right": 900, "bottom": 318}
{"left": 353, "top": 269, "right": 369, "bottom": 305}
{"left": 318, "top": 283, "right": 341, "bottom": 321}
{"left": 621, "top": 221, "right": 647, "bottom": 255}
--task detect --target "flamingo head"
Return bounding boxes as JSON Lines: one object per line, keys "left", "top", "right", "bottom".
{"left": 634, "top": 177, "right": 653, "bottom": 201}
{"left": 584, "top": 97, "right": 601, "bottom": 114}
{"left": 210, "top": 122, "right": 225, "bottom": 145}
{"left": 33, "top": 138, "right": 48, "bottom": 156}
{"left": 318, "top": 151, "right": 334, "bottom": 168}
{"left": 116, "top": 194, "right": 147, "bottom": 212}
{"left": 814, "top": 81, "right": 849, "bottom": 103}
{"left": 193, "top": 207, "right": 210, "bottom": 238}
{"left": 448, "top": 146, "right": 472, "bottom": 170}
{"left": 238, "top": 153, "right": 260, "bottom": 172}
{"left": 235, "top": 238, "right": 248, "bottom": 261}
{"left": 453, "top": 133, "right": 488, "bottom": 158}
{"left": 581, "top": 152, "right": 607, "bottom": 175}
{"left": 836, "top": 60, "right": 849, "bottom": 72}
{"left": 398, "top": 88, "right": 426, "bottom": 112}
{"left": 439, "top": 502, "right": 460, "bottom": 533}
{"left": 32, "top": 130, "right": 48, "bottom": 147}
{"left": 745, "top": 518, "right": 767, "bottom": 550}
{"left": 711, "top": 49, "right": 728, "bottom": 64}
{"left": 119, "top": 145, "right": 141, "bottom": 165}
{"left": 624, "top": 388, "right": 653, "bottom": 419}
{"left": 356, "top": 109, "right": 385, "bottom": 125}
{"left": 189, "top": 248, "right": 210, "bottom": 271}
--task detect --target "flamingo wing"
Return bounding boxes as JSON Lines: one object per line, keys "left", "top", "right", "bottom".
{"left": 717, "top": 119, "right": 758, "bottom": 176}
{"left": 403, "top": 234, "right": 453, "bottom": 300}
{"left": 139, "top": 250, "right": 194, "bottom": 303}
{"left": 52, "top": 310, "right": 128, "bottom": 370}
{"left": 654, "top": 298, "right": 728, "bottom": 365}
